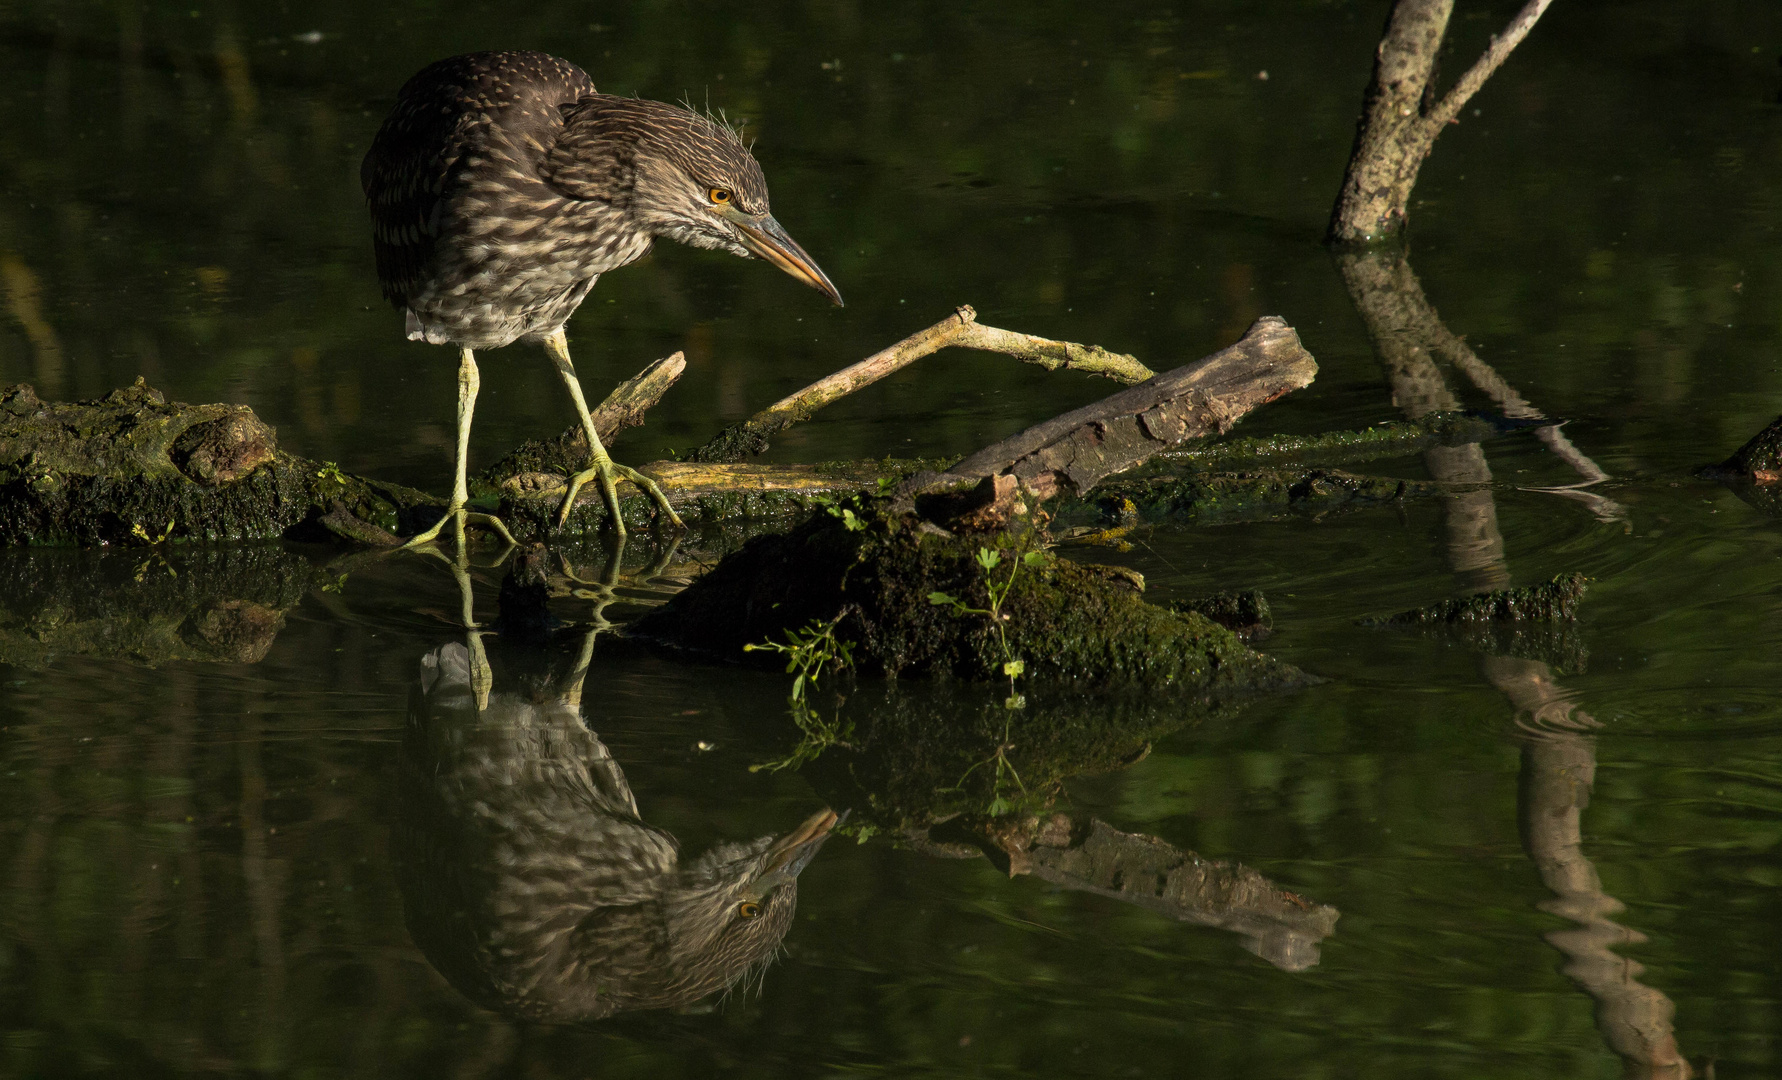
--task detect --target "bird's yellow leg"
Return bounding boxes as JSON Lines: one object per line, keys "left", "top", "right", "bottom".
{"left": 403, "top": 346, "right": 518, "bottom": 549}
{"left": 542, "top": 328, "right": 684, "bottom": 536}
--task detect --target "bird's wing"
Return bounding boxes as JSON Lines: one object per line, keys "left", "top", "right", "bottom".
{"left": 361, "top": 51, "right": 596, "bottom": 307}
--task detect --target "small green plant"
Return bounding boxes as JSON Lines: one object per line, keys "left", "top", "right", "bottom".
{"left": 928, "top": 546, "right": 1045, "bottom": 708}
{"left": 130, "top": 518, "right": 176, "bottom": 545}
{"left": 812, "top": 493, "right": 868, "bottom": 532}
{"left": 746, "top": 611, "right": 856, "bottom": 772}
{"left": 744, "top": 611, "right": 854, "bottom": 703}
{"left": 315, "top": 461, "right": 348, "bottom": 485}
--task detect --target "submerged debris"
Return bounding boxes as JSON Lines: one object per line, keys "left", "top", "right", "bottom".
{"left": 1715, "top": 413, "right": 1782, "bottom": 483}
{"left": 1171, "top": 589, "right": 1272, "bottom": 640}
{"left": 1364, "top": 572, "right": 1589, "bottom": 626}
{"left": 1707, "top": 413, "right": 1782, "bottom": 514}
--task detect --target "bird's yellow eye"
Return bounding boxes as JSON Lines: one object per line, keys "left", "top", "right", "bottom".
{"left": 708, "top": 187, "right": 733, "bottom": 205}
{"left": 738, "top": 901, "right": 761, "bottom": 920}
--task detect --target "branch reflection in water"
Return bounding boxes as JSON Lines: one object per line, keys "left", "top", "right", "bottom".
{"left": 393, "top": 541, "right": 837, "bottom": 1023}
{"left": 1343, "top": 246, "right": 1692, "bottom": 1078}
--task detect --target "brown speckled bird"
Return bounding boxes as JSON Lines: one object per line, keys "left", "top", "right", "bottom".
{"left": 396, "top": 637, "right": 837, "bottom": 1021}
{"left": 363, "top": 51, "right": 842, "bottom": 545}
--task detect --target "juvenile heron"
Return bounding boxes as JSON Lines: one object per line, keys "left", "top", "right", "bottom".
{"left": 363, "top": 51, "right": 842, "bottom": 545}
{"left": 397, "top": 636, "right": 838, "bottom": 1020}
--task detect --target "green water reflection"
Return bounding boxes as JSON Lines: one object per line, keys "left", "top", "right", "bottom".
{"left": 2, "top": 0, "right": 1781, "bottom": 1076}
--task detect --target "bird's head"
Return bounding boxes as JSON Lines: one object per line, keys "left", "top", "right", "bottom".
{"left": 552, "top": 97, "right": 842, "bottom": 306}
{"left": 657, "top": 807, "right": 839, "bottom": 999}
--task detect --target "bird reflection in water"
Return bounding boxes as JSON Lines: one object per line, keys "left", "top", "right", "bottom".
{"left": 394, "top": 545, "right": 837, "bottom": 1022}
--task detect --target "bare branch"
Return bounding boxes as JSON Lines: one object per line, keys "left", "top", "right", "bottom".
{"left": 685, "top": 307, "right": 1155, "bottom": 463}
{"left": 955, "top": 322, "right": 1156, "bottom": 384}
{"left": 1429, "top": 0, "right": 1557, "bottom": 126}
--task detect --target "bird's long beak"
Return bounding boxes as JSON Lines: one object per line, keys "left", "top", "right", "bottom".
{"left": 751, "top": 807, "right": 840, "bottom": 892}
{"left": 728, "top": 211, "right": 844, "bottom": 307}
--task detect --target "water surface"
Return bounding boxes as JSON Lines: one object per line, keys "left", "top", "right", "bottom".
{"left": 1, "top": 1, "right": 1780, "bottom": 1077}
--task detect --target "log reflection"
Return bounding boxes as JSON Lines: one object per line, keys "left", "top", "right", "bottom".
{"left": 1343, "top": 246, "right": 1691, "bottom": 1077}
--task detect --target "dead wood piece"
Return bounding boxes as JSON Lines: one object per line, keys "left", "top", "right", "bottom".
{"left": 170, "top": 409, "right": 277, "bottom": 485}
{"left": 946, "top": 316, "right": 1316, "bottom": 499}
{"left": 684, "top": 307, "right": 1156, "bottom": 464}
{"left": 318, "top": 500, "right": 402, "bottom": 547}
{"left": 496, "top": 459, "right": 909, "bottom": 536}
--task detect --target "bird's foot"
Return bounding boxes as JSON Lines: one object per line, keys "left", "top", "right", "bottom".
{"left": 555, "top": 456, "right": 684, "bottom": 537}
{"left": 402, "top": 506, "right": 519, "bottom": 550}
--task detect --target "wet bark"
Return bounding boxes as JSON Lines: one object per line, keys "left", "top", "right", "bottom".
{"left": 1329, "top": 0, "right": 1555, "bottom": 245}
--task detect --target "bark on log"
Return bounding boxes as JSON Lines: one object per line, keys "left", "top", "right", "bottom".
{"left": 943, "top": 316, "right": 1316, "bottom": 499}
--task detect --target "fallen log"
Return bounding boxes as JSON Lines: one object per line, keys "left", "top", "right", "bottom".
{"left": 941, "top": 316, "right": 1316, "bottom": 499}
{"left": 0, "top": 308, "right": 1321, "bottom": 546}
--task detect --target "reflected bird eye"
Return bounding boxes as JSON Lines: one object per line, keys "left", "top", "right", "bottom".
{"left": 738, "top": 901, "right": 762, "bottom": 919}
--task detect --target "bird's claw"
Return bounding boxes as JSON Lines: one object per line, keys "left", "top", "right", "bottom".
{"left": 555, "top": 458, "right": 685, "bottom": 537}
{"left": 402, "top": 506, "right": 519, "bottom": 550}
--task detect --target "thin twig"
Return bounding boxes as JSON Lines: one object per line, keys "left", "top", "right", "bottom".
{"left": 686, "top": 307, "right": 1155, "bottom": 463}
{"left": 1428, "top": 0, "right": 1557, "bottom": 126}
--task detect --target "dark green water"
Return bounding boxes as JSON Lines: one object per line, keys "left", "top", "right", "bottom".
{"left": 2, "top": 1, "right": 1781, "bottom": 1076}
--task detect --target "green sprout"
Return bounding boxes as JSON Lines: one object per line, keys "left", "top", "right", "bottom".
{"left": 928, "top": 546, "right": 1045, "bottom": 709}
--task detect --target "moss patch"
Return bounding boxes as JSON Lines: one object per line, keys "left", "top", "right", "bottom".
{"left": 628, "top": 502, "right": 1311, "bottom": 691}
{"left": 1364, "top": 572, "right": 1588, "bottom": 626}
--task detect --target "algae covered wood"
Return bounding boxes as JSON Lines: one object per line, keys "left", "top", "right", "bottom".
{"left": 0, "top": 380, "right": 432, "bottom": 545}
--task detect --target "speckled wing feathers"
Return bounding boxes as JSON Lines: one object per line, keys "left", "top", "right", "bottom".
{"left": 361, "top": 51, "right": 596, "bottom": 309}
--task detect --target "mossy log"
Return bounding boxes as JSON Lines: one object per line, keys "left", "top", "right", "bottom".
{"left": 1365, "top": 571, "right": 1588, "bottom": 626}
{"left": 0, "top": 313, "right": 1331, "bottom": 546}
{"left": 1082, "top": 468, "right": 1445, "bottom": 526}
{"left": 628, "top": 503, "right": 1312, "bottom": 691}
{"left": 0, "top": 380, "right": 434, "bottom": 545}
